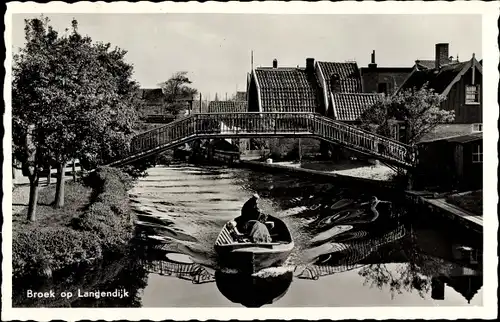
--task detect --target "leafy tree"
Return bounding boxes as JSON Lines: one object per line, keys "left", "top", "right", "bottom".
{"left": 158, "top": 71, "right": 197, "bottom": 115}
{"left": 12, "top": 17, "right": 139, "bottom": 219}
{"left": 359, "top": 84, "right": 453, "bottom": 144}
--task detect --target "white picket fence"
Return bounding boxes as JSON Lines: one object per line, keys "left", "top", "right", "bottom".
{"left": 12, "top": 159, "right": 82, "bottom": 185}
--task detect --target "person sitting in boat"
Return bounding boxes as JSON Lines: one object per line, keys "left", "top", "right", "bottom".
{"left": 243, "top": 213, "right": 273, "bottom": 243}
{"left": 227, "top": 220, "right": 249, "bottom": 242}
{"left": 237, "top": 193, "right": 262, "bottom": 228}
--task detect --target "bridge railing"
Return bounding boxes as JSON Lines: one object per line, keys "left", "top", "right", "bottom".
{"left": 312, "top": 115, "right": 416, "bottom": 166}
{"left": 122, "top": 112, "right": 416, "bottom": 168}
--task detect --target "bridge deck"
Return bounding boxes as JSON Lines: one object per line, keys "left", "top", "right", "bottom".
{"left": 106, "top": 112, "right": 416, "bottom": 169}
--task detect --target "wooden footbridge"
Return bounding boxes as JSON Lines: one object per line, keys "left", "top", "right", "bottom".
{"left": 106, "top": 112, "right": 417, "bottom": 169}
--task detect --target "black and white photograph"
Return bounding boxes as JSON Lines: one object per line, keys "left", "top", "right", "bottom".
{"left": 2, "top": 2, "right": 498, "bottom": 320}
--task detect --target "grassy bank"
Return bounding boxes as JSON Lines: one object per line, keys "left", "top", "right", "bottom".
{"left": 12, "top": 167, "right": 136, "bottom": 279}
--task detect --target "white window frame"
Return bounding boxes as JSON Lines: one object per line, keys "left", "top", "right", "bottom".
{"left": 465, "top": 85, "right": 480, "bottom": 105}
{"left": 471, "top": 123, "right": 483, "bottom": 133}
{"left": 472, "top": 143, "right": 483, "bottom": 163}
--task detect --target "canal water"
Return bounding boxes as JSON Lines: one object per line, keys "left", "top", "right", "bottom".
{"left": 13, "top": 164, "right": 483, "bottom": 308}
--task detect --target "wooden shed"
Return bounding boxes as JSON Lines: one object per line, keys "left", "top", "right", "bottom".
{"left": 415, "top": 132, "right": 482, "bottom": 191}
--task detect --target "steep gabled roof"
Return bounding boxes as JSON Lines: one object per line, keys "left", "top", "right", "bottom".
{"left": 397, "top": 58, "right": 481, "bottom": 96}
{"left": 415, "top": 59, "right": 460, "bottom": 70}
{"left": 415, "top": 60, "right": 437, "bottom": 70}
{"left": 317, "top": 61, "right": 362, "bottom": 93}
{"left": 139, "top": 88, "right": 165, "bottom": 104}
{"left": 208, "top": 100, "right": 248, "bottom": 113}
{"left": 254, "top": 67, "right": 320, "bottom": 112}
{"left": 331, "top": 93, "right": 384, "bottom": 122}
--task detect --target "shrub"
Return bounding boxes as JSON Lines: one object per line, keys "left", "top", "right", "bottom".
{"left": 71, "top": 166, "right": 135, "bottom": 252}
{"left": 13, "top": 166, "right": 136, "bottom": 279}
{"left": 12, "top": 227, "right": 102, "bottom": 278}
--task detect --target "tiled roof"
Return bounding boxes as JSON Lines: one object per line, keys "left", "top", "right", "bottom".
{"left": 401, "top": 61, "right": 470, "bottom": 94}
{"left": 443, "top": 132, "right": 482, "bottom": 143}
{"left": 208, "top": 100, "right": 248, "bottom": 113}
{"left": 139, "top": 88, "right": 164, "bottom": 104}
{"left": 235, "top": 91, "right": 247, "bottom": 101}
{"left": 415, "top": 59, "right": 460, "bottom": 70}
{"left": 332, "top": 93, "right": 383, "bottom": 121}
{"left": 317, "top": 62, "right": 362, "bottom": 93}
{"left": 254, "top": 67, "right": 319, "bottom": 112}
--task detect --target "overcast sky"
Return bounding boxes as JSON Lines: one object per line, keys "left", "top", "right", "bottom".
{"left": 11, "top": 14, "right": 482, "bottom": 100}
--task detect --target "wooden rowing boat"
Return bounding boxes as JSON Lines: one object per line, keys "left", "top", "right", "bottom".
{"left": 214, "top": 215, "right": 294, "bottom": 273}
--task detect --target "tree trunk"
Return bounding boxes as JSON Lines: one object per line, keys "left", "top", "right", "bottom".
{"left": 298, "top": 138, "right": 302, "bottom": 163}
{"left": 54, "top": 162, "right": 65, "bottom": 208}
{"left": 72, "top": 160, "right": 77, "bottom": 182}
{"left": 46, "top": 165, "right": 52, "bottom": 186}
{"left": 27, "top": 175, "right": 39, "bottom": 222}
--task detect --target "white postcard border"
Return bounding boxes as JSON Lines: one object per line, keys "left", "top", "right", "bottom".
{"left": 3, "top": 1, "right": 498, "bottom": 321}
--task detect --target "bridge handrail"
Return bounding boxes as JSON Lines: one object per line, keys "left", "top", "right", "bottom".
{"left": 311, "top": 115, "right": 416, "bottom": 166}
{"left": 118, "top": 112, "right": 416, "bottom": 168}
{"left": 312, "top": 114, "right": 414, "bottom": 148}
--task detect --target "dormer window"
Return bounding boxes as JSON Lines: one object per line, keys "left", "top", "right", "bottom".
{"left": 378, "top": 83, "right": 388, "bottom": 95}
{"left": 465, "top": 85, "right": 480, "bottom": 104}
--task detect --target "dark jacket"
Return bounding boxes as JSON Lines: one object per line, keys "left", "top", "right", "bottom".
{"left": 240, "top": 197, "right": 260, "bottom": 222}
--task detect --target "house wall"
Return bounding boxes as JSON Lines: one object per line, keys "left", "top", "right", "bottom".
{"left": 460, "top": 141, "right": 483, "bottom": 190}
{"left": 415, "top": 139, "right": 482, "bottom": 190}
{"left": 361, "top": 69, "right": 413, "bottom": 94}
{"left": 441, "top": 65, "right": 482, "bottom": 124}
{"left": 415, "top": 141, "right": 456, "bottom": 190}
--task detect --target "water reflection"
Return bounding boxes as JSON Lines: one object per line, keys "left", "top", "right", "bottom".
{"left": 14, "top": 165, "right": 482, "bottom": 307}
{"left": 128, "top": 165, "right": 482, "bottom": 307}
{"left": 215, "top": 269, "right": 293, "bottom": 307}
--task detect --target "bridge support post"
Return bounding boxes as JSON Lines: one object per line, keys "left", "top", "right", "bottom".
{"left": 406, "top": 171, "right": 414, "bottom": 190}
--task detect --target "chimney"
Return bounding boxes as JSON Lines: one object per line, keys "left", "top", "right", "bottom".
{"left": 272, "top": 59, "right": 278, "bottom": 68}
{"left": 330, "top": 73, "right": 341, "bottom": 93}
{"left": 368, "top": 50, "right": 377, "bottom": 68}
{"left": 435, "top": 43, "right": 450, "bottom": 69}
{"left": 306, "top": 58, "right": 315, "bottom": 73}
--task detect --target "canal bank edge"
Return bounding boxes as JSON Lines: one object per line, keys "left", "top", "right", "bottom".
{"left": 12, "top": 167, "right": 136, "bottom": 279}
{"left": 237, "top": 160, "right": 399, "bottom": 195}
{"left": 405, "top": 191, "right": 483, "bottom": 233}
{"left": 238, "top": 160, "right": 482, "bottom": 232}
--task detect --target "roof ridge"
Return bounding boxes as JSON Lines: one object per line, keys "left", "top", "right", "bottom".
{"left": 318, "top": 60, "right": 357, "bottom": 63}
{"left": 332, "top": 92, "right": 384, "bottom": 96}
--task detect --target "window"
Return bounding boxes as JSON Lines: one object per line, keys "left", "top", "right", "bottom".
{"left": 378, "top": 83, "right": 388, "bottom": 94}
{"left": 465, "top": 85, "right": 480, "bottom": 104}
{"left": 471, "top": 123, "right": 483, "bottom": 132}
{"left": 472, "top": 143, "right": 482, "bottom": 163}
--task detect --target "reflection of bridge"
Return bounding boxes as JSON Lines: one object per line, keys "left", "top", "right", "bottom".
{"left": 297, "top": 225, "right": 407, "bottom": 280}
{"left": 140, "top": 257, "right": 215, "bottom": 284}
{"left": 107, "top": 112, "right": 416, "bottom": 169}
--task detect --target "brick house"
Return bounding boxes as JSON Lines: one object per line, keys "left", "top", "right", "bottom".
{"left": 397, "top": 43, "right": 483, "bottom": 141}
{"left": 360, "top": 50, "right": 414, "bottom": 95}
